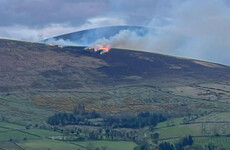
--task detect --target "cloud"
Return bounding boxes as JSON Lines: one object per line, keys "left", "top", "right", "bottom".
{"left": 0, "top": 0, "right": 167, "bottom": 40}
{"left": 0, "top": 0, "right": 109, "bottom": 27}
{"left": 86, "top": 17, "right": 126, "bottom": 27}
{"left": 0, "top": 24, "right": 81, "bottom": 41}
{"left": 0, "top": 17, "right": 127, "bottom": 41}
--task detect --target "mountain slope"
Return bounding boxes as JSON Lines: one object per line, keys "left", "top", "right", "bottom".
{"left": 1, "top": 39, "right": 230, "bottom": 123}
{"left": 0, "top": 39, "right": 229, "bottom": 91}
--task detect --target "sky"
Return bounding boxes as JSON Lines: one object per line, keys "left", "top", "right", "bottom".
{"left": 0, "top": 0, "right": 230, "bottom": 65}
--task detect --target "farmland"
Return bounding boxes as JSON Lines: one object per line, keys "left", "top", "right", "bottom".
{"left": 0, "top": 121, "right": 137, "bottom": 150}
{"left": 1, "top": 39, "right": 230, "bottom": 149}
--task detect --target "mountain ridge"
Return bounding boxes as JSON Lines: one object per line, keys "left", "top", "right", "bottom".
{"left": 0, "top": 38, "right": 229, "bottom": 93}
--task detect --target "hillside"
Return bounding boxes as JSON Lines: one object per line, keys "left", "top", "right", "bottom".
{"left": 1, "top": 39, "right": 230, "bottom": 149}
{"left": 0, "top": 39, "right": 230, "bottom": 124}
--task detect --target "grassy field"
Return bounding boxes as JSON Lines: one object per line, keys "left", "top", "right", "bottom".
{"left": 18, "top": 139, "right": 83, "bottom": 150}
{"left": 156, "top": 123, "right": 202, "bottom": 139}
{"left": 0, "top": 121, "right": 25, "bottom": 129}
{"left": 1, "top": 87, "right": 230, "bottom": 149}
{"left": 2, "top": 89, "right": 230, "bottom": 149}
{"left": 74, "top": 140, "right": 137, "bottom": 150}
{"left": 1, "top": 79, "right": 230, "bottom": 126}
{"left": 153, "top": 111, "right": 230, "bottom": 149}
{"left": 17, "top": 139, "right": 137, "bottom": 150}
{"left": 27, "top": 129, "right": 63, "bottom": 137}
{"left": 195, "top": 112, "right": 230, "bottom": 122}
{"left": 0, "top": 130, "right": 40, "bottom": 141}
{"left": 155, "top": 111, "right": 230, "bottom": 136}
{"left": 193, "top": 137, "right": 230, "bottom": 149}
{"left": 0, "top": 121, "right": 137, "bottom": 150}
{"left": 0, "top": 141, "right": 22, "bottom": 150}
{"left": 155, "top": 117, "right": 184, "bottom": 128}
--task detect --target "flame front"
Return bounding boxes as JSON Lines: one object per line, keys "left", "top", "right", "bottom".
{"left": 85, "top": 45, "right": 111, "bottom": 54}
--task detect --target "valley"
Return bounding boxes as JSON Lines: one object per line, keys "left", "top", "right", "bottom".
{"left": 0, "top": 39, "right": 230, "bottom": 149}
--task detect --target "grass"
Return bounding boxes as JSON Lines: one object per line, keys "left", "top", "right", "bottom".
{"left": 0, "top": 141, "right": 22, "bottom": 150}
{"left": 156, "top": 123, "right": 202, "bottom": 139}
{"left": 27, "top": 129, "right": 63, "bottom": 138}
{"left": 0, "top": 121, "right": 136, "bottom": 150}
{"left": 73, "top": 140, "right": 137, "bottom": 150}
{"left": 195, "top": 112, "right": 230, "bottom": 122}
{"left": 193, "top": 137, "right": 230, "bottom": 149}
{"left": 0, "top": 121, "right": 25, "bottom": 129}
{"left": 0, "top": 127, "right": 8, "bottom": 131}
{"left": 156, "top": 117, "right": 184, "bottom": 128}
{"left": 18, "top": 139, "right": 83, "bottom": 150}
{"left": 0, "top": 130, "right": 40, "bottom": 141}
{"left": 17, "top": 139, "right": 137, "bottom": 150}
{"left": 0, "top": 94, "right": 55, "bottom": 125}
{"left": 1, "top": 83, "right": 230, "bottom": 125}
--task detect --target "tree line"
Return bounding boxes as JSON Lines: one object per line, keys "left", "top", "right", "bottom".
{"left": 47, "top": 104, "right": 166, "bottom": 129}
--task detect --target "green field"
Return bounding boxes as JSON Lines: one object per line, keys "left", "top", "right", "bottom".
{"left": 17, "top": 139, "right": 137, "bottom": 150}
{"left": 18, "top": 139, "right": 83, "bottom": 150}
{"left": 193, "top": 137, "right": 230, "bottom": 149}
{"left": 0, "top": 121, "right": 137, "bottom": 150}
{"left": 156, "top": 123, "right": 202, "bottom": 139}
{"left": 0, "top": 121, "right": 25, "bottom": 129}
{"left": 74, "top": 140, "right": 137, "bottom": 150}
{"left": 27, "top": 129, "right": 63, "bottom": 138}
{"left": 0, "top": 130, "right": 40, "bottom": 141}
{"left": 195, "top": 112, "right": 230, "bottom": 122}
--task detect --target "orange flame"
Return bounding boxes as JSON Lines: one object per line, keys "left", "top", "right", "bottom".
{"left": 47, "top": 44, "right": 54, "bottom": 46}
{"left": 85, "top": 45, "right": 111, "bottom": 54}
{"left": 98, "top": 45, "right": 111, "bottom": 52}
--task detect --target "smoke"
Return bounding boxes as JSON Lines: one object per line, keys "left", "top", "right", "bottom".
{"left": 2, "top": 0, "right": 228, "bottom": 66}
{"left": 90, "top": 29, "right": 186, "bottom": 54}
{"left": 88, "top": 0, "right": 230, "bottom": 65}
{"left": 161, "top": 0, "right": 230, "bottom": 65}
{"left": 49, "top": 0, "right": 230, "bottom": 65}
{"left": 43, "top": 38, "right": 79, "bottom": 46}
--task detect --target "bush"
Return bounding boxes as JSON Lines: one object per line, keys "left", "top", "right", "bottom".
{"left": 159, "top": 142, "right": 175, "bottom": 150}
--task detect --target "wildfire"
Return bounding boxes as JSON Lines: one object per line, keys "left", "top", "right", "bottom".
{"left": 47, "top": 44, "right": 63, "bottom": 48}
{"left": 47, "top": 43, "right": 54, "bottom": 46}
{"left": 85, "top": 45, "right": 111, "bottom": 54}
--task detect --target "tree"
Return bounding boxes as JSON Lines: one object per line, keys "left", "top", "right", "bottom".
{"left": 151, "top": 133, "right": 159, "bottom": 144}
{"left": 205, "top": 143, "right": 217, "bottom": 150}
{"left": 159, "top": 142, "right": 175, "bottom": 150}
{"left": 176, "top": 135, "right": 193, "bottom": 150}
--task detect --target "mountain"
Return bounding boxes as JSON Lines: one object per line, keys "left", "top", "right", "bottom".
{"left": 44, "top": 25, "right": 152, "bottom": 45}
{"left": 0, "top": 39, "right": 230, "bottom": 124}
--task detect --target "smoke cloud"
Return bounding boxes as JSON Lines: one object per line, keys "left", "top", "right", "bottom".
{"left": 1, "top": 0, "right": 230, "bottom": 65}
{"left": 44, "top": 38, "right": 79, "bottom": 46}
{"left": 85, "top": 0, "right": 230, "bottom": 65}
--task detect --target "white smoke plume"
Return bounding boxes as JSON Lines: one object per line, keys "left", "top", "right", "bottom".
{"left": 90, "top": 0, "right": 230, "bottom": 65}
{"left": 44, "top": 38, "right": 79, "bottom": 47}
{"left": 39, "top": 0, "right": 230, "bottom": 65}
{"left": 91, "top": 29, "right": 184, "bottom": 54}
